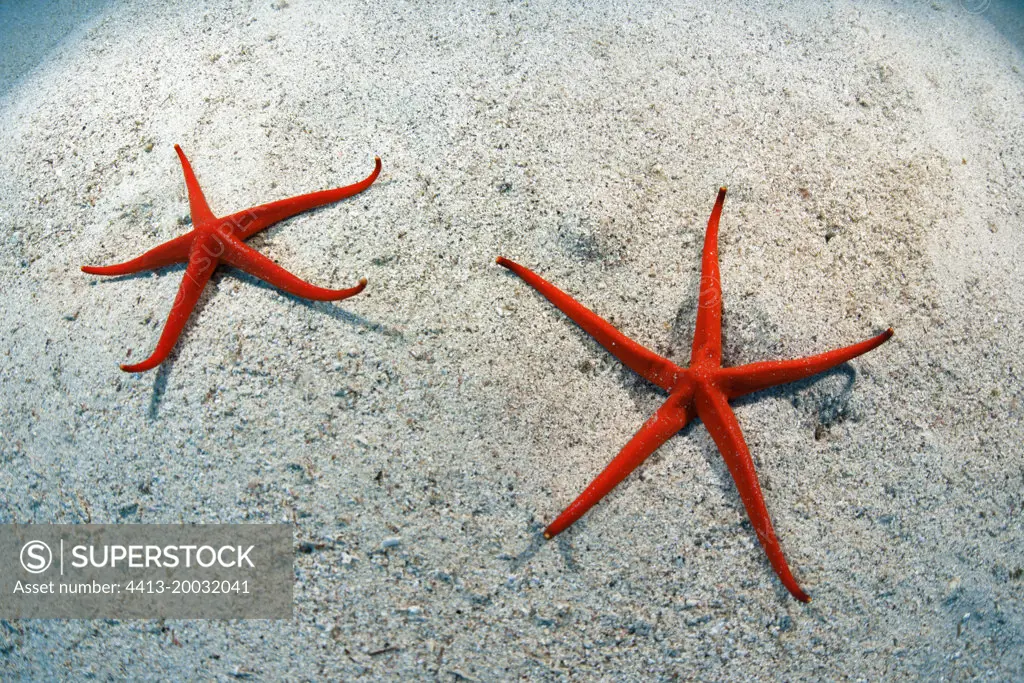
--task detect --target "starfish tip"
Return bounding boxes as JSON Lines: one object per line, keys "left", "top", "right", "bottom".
{"left": 542, "top": 532, "right": 552, "bottom": 540}
{"left": 359, "top": 277, "right": 368, "bottom": 286}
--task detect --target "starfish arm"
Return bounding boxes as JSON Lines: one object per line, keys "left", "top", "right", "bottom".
{"left": 694, "top": 386, "right": 810, "bottom": 602}
{"left": 219, "top": 232, "right": 366, "bottom": 301}
{"left": 496, "top": 257, "right": 683, "bottom": 391}
{"left": 719, "top": 328, "right": 894, "bottom": 399}
{"left": 120, "top": 250, "right": 218, "bottom": 372}
{"left": 174, "top": 145, "right": 216, "bottom": 226}
{"left": 545, "top": 384, "right": 696, "bottom": 538}
{"left": 224, "top": 156, "right": 382, "bottom": 241}
{"left": 81, "top": 233, "right": 194, "bottom": 276}
{"left": 690, "top": 187, "right": 728, "bottom": 367}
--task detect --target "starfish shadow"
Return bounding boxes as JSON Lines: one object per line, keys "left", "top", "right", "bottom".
{"left": 728, "top": 361, "right": 859, "bottom": 424}
{"left": 506, "top": 523, "right": 582, "bottom": 574}
{"left": 505, "top": 526, "right": 549, "bottom": 572}
{"left": 228, "top": 270, "right": 404, "bottom": 339}
{"left": 147, "top": 359, "right": 173, "bottom": 419}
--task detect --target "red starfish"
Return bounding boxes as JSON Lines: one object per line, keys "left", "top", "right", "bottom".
{"left": 497, "top": 187, "right": 892, "bottom": 602}
{"left": 83, "top": 145, "right": 381, "bottom": 372}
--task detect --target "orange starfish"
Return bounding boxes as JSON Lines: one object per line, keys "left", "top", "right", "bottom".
{"left": 83, "top": 145, "right": 381, "bottom": 372}
{"left": 497, "top": 187, "right": 892, "bottom": 602}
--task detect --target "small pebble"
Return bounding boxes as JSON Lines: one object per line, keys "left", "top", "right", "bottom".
{"left": 381, "top": 536, "right": 401, "bottom": 549}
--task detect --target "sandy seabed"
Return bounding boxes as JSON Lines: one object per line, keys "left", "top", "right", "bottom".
{"left": 1, "top": 0, "right": 1022, "bottom": 679}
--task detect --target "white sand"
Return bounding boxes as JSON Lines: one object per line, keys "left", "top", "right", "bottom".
{"left": 1, "top": 0, "right": 1022, "bottom": 678}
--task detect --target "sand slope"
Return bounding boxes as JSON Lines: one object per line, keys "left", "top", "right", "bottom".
{"left": 1, "top": 0, "right": 1022, "bottom": 678}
